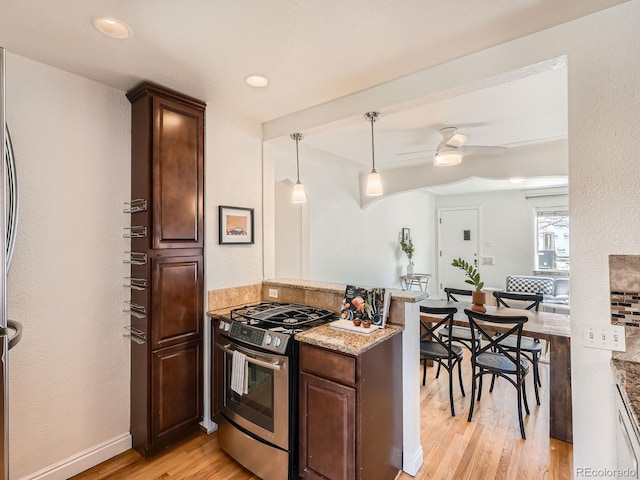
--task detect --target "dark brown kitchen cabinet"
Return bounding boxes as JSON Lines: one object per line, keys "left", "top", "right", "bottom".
{"left": 151, "top": 254, "right": 203, "bottom": 349}
{"left": 126, "top": 82, "right": 205, "bottom": 457}
{"left": 298, "top": 334, "right": 403, "bottom": 480}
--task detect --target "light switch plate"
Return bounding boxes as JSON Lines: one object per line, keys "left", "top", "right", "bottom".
{"left": 582, "top": 323, "right": 626, "bottom": 351}
{"left": 268, "top": 288, "right": 278, "bottom": 298}
{"left": 482, "top": 256, "right": 494, "bottom": 266}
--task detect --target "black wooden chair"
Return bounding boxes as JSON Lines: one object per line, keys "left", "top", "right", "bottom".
{"left": 438, "top": 288, "right": 481, "bottom": 353}
{"left": 492, "top": 290, "right": 543, "bottom": 405}
{"left": 464, "top": 308, "right": 531, "bottom": 439}
{"left": 419, "top": 306, "right": 465, "bottom": 416}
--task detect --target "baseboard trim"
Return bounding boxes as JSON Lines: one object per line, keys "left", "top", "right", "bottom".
{"left": 402, "top": 444, "right": 424, "bottom": 476}
{"left": 20, "top": 432, "right": 132, "bottom": 480}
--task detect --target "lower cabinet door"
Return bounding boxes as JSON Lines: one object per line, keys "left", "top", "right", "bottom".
{"left": 151, "top": 254, "right": 203, "bottom": 350}
{"left": 152, "top": 340, "right": 202, "bottom": 442}
{"left": 299, "top": 372, "right": 356, "bottom": 480}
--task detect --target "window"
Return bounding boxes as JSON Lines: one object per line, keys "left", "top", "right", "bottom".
{"left": 536, "top": 209, "right": 569, "bottom": 271}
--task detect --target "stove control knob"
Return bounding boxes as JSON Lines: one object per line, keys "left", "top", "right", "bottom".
{"left": 274, "top": 336, "right": 282, "bottom": 348}
{"left": 223, "top": 322, "right": 231, "bottom": 332}
{"left": 218, "top": 320, "right": 225, "bottom": 330}
{"left": 265, "top": 334, "right": 273, "bottom": 345}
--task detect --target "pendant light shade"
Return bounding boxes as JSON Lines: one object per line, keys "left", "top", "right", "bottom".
{"left": 290, "top": 133, "right": 306, "bottom": 203}
{"left": 364, "top": 112, "right": 383, "bottom": 196}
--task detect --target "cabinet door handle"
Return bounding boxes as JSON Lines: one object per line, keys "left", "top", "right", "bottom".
{"left": 216, "top": 343, "right": 283, "bottom": 371}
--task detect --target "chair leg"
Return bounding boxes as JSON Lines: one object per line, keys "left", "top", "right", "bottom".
{"left": 489, "top": 374, "right": 496, "bottom": 393}
{"left": 533, "top": 364, "right": 541, "bottom": 406}
{"left": 534, "top": 352, "right": 542, "bottom": 388}
{"left": 517, "top": 377, "right": 527, "bottom": 440}
{"left": 468, "top": 370, "right": 477, "bottom": 422}
{"left": 448, "top": 361, "right": 455, "bottom": 417}
{"left": 435, "top": 362, "right": 442, "bottom": 379}
{"left": 422, "top": 359, "right": 427, "bottom": 386}
{"left": 477, "top": 373, "right": 483, "bottom": 401}
{"left": 522, "top": 375, "right": 530, "bottom": 416}
{"left": 457, "top": 358, "right": 465, "bottom": 397}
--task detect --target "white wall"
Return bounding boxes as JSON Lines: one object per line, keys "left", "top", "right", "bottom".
{"left": 6, "top": 54, "right": 131, "bottom": 478}
{"left": 3, "top": 52, "right": 266, "bottom": 478}
{"left": 436, "top": 190, "right": 569, "bottom": 289}
{"left": 203, "top": 108, "right": 263, "bottom": 290}
{"left": 272, "top": 145, "right": 438, "bottom": 293}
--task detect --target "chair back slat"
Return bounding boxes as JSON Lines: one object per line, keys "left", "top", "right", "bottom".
{"left": 444, "top": 287, "right": 473, "bottom": 302}
{"left": 419, "top": 306, "right": 458, "bottom": 357}
{"left": 493, "top": 291, "right": 542, "bottom": 311}
{"left": 464, "top": 308, "right": 528, "bottom": 368}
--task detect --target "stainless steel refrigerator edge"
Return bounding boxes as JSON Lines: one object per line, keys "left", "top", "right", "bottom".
{"left": 0, "top": 44, "right": 8, "bottom": 480}
{"left": 1, "top": 46, "right": 23, "bottom": 480}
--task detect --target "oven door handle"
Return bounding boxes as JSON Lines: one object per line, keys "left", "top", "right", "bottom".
{"left": 217, "top": 343, "right": 283, "bottom": 371}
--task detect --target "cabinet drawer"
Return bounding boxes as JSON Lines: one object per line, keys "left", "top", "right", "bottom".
{"left": 300, "top": 344, "right": 356, "bottom": 386}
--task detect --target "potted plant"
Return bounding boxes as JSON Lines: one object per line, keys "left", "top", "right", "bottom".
{"left": 400, "top": 238, "right": 415, "bottom": 275}
{"left": 451, "top": 257, "right": 486, "bottom": 312}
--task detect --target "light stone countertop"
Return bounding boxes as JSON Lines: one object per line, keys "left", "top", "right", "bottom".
{"left": 295, "top": 322, "right": 403, "bottom": 356}
{"left": 611, "top": 359, "right": 640, "bottom": 440}
{"left": 264, "top": 278, "right": 429, "bottom": 303}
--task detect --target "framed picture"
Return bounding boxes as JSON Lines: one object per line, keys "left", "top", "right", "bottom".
{"left": 402, "top": 228, "right": 411, "bottom": 242}
{"left": 219, "top": 206, "right": 254, "bottom": 244}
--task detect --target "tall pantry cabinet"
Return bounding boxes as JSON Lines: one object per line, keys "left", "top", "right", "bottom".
{"left": 125, "top": 83, "right": 205, "bottom": 457}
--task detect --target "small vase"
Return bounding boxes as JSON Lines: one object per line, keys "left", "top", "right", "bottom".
{"left": 471, "top": 290, "right": 486, "bottom": 313}
{"left": 407, "top": 263, "right": 414, "bottom": 276}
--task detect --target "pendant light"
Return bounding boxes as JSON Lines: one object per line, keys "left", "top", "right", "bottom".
{"left": 290, "top": 133, "right": 306, "bottom": 203}
{"left": 364, "top": 112, "right": 383, "bottom": 196}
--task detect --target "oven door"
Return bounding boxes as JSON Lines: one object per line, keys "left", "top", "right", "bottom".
{"left": 215, "top": 339, "right": 289, "bottom": 451}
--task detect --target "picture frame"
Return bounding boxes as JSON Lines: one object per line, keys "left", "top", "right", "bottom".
{"left": 402, "top": 228, "right": 411, "bottom": 242}
{"left": 219, "top": 205, "right": 254, "bottom": 244}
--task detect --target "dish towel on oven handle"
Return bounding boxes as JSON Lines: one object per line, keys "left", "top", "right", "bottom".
{"left": 231, "top": 350, "right": 248, "bottom": 396}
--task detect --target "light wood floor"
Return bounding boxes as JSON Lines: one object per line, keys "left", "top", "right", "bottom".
{"left": 72, "top": 354, "right": 572, "bottom": 480}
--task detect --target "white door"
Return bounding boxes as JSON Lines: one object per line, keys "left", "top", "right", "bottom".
{"left": 437, "top": 208, "right": 480, "bottom": 296}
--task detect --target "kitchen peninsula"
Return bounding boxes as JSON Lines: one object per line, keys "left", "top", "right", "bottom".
{"left": 208, "top": 278, "right": 429, "bottom": 476}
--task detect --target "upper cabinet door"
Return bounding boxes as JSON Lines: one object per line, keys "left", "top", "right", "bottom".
{"left": 152, "top": 95, "right": 204, "bottom": 249}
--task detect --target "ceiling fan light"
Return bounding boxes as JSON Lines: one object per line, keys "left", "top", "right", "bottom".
{"left": 434, "top": 152, "right": 463, "bottom": 166}
{"left": 292, "top": 181, "right": 306, "bottom": 203}
{"left": 366, "top": 170, "right": 383, "bottom": 196}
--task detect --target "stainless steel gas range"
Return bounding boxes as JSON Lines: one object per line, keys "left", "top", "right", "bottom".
{"left": 212, "top": 302, "right": 336, "bottom": 480}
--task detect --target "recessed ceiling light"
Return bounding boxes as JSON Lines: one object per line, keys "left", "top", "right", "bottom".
{"left": 245, "top": 75, "right": 269, "bottom": 88}
{"left": 509, "top": 177, "right": 525, "bottom": 184}
{"left": 92, "top": 17, "right": 132, "bottom": 39}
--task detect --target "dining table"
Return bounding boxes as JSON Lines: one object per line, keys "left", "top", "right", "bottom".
{"left": 420, "top": 299, "right": 572, "bottom": 443}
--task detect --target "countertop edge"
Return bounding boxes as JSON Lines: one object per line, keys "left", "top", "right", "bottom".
{"left": 295, "top": 323, "right": 404, "bottom": 356}
{"left": 611, "top": 359, "right": 640, "bottom": 441}
{"left": 263, "top": 278, "right": 429, "bottom": 303}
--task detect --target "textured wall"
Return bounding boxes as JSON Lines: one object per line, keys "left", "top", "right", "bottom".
{"left": 272, "top": 144, "right": 438, "bottom": 295}
{"left": 436, "top": 190, "right": 569, "bottom": 289}
{"left": 6, "top": 54, "right": 131, "bottom": 477}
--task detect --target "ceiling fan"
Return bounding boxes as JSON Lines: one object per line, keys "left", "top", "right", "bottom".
{"left": 434, "top": 127, "right": 505, "bottom": 166}
{"left": 397, "top": 127, "right": 507, "bottom": 167}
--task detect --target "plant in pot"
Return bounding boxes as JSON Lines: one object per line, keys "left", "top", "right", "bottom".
{"left": 400, "top": 238, "right": 415, "bottom": 275}
{"left": 451, "top": 257, "right": 486, "bottom": 312}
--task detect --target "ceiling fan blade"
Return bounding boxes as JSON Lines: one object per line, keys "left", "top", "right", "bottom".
{"left": 463, "top": 145, "right": 508, "bottom": 155}
{"left": 394, "top": 149, "right": 434, "bottom": 156}
{"left": 445, "top": 133, "right": 468, "bottom": 148}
